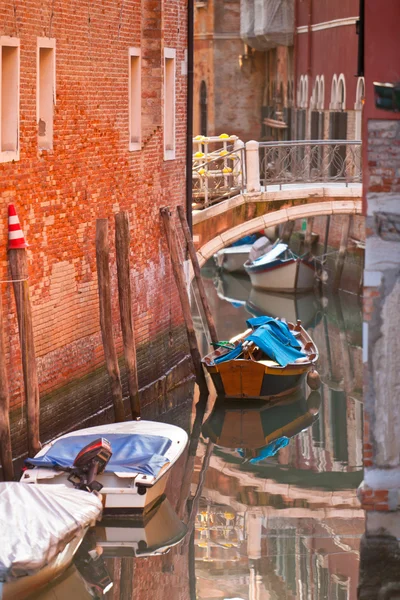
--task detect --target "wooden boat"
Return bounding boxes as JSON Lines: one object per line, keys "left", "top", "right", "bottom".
{"left": 0, "top": 482, "right": 102, "bottom": 600}
{"left": 243, "top": 242, "right": 315, "bottom": 292}
{"left": 202, "top": 389, "right": 321, "bottom": 461}
{"left": 202, "top": 316, "right": 319, "bottom": 400}
{"left": 21, "top": 420, "right": 188, "bottom": 512}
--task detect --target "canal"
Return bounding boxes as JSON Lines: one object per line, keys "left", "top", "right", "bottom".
{"left": 31, "top": 263, "right": 364, "bottom": 600}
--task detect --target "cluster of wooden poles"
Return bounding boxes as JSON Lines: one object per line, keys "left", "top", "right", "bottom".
{"left": 0, "top": 204, "right": 217, "bottom": 482}
{"left": 161, "top": 205, "right": 220, "bottom": 398}
{"left": 0, "top": 247, "right": 39, "bottom": 481}
{"left": 280, "top": 214, "right": 356, "bottom": 292}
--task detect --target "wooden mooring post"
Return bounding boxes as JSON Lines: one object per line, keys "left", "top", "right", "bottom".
{"left": 177, "top": 205, "right": 218, "bottom": 346}
{"left": 9, "top": 250, "right": 41, "bottom": 456}
{"left": 281, "top": 220, "right": 295, "bottom": 243}
{"left": 333, "top": 215, "right": 351, "bottom": 292}
{"left": 115, "top": 212, "right": 140, "bottom": 419}
{"left": 160, "top": 207, "right": 209, "bottom": 396}
{"left": 0, "top": 291, "right": 14, "bottom": 480}
{"left": 96, "top": 219, "right": 125, "bottom": 422}
{"left": 304, "top": 217, "right": 315, "bottom": 254}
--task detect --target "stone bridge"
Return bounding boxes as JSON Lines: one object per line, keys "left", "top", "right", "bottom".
{"left": 193, "top": 184, "right": 362, "bottom": 267}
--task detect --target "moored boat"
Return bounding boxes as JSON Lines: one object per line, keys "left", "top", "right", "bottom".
{"left": 0, "top": 482, "right": 102, "bottom": 600}
{"left": 202, "top": 316, "right": 319, "bottom": 400}
{"left": 244, "top": 242, "right": 315, "bottom": 292}
{"left": 21, "top": 420, "right": 188, "bottom": 512}
{"left": 214, "top": 244, "right": 253, "bottom": 273}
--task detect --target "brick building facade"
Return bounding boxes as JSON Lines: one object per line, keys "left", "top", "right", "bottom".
{"left": 193, "top": 0, "right": 293, "bottom": 142}
{"left": 294, "top": 0, "right": 363, "bottom": 144}
{"left": 0, "top": 1, "right": 191, "bottom": 455}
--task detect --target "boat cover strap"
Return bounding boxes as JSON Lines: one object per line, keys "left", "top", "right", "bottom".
{"left": 215, "top": 316, "right": 306, "bottom": 367}
{"left": 26, "top": 433, "right": 172, "bottom": 476}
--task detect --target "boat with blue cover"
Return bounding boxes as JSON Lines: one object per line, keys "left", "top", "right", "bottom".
{"left": 202, "top": 316, "right": 319, "bottom": 400}
{"left": 21, "top": 420, "right": 188, "bottom": 512}
{"left": 244, "top": 242, "right": 315, "bottom": 292}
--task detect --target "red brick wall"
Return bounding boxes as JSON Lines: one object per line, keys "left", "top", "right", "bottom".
{"left": 0, "top": 1, "right": 189, "bottom": 411}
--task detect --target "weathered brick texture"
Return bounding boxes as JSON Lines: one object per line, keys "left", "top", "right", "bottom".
{"left": 0, "top": 1, "right": 189, "bottom": 417}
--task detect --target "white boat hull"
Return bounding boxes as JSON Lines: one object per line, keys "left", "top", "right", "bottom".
{"left": 214, "top": 245, "right": 252, "bottom": 273}
{"left": 2, "top": 532, "right": 86, "bottom": 600}
{"left": 246, "top": 259, "right": 315, "bottom": 292}
{"left": 21, "top": 420, "right": 188, "bottom": 511}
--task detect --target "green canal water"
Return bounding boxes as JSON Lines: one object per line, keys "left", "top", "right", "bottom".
{"left": 31, "top": 265, "right": 364, "bottom": 600}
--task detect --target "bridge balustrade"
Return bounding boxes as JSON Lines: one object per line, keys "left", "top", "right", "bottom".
{"left": 259, "top": 140, "right": 362, "bottom": 188}
{"left": 192, "top": 138, "right": 362, "bottom": 208}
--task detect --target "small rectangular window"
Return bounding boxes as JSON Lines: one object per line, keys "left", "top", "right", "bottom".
{"left": 37, "top": 38, "right": 56, "bottom": 150}
{"left": 0, "top": 37, "right": 20, "bottom": 162}
{"left": 164, "top": 48, "right": 176, "bottom": 160}
{"left": 129, "top": 48, "right": 141, "bottom": 151}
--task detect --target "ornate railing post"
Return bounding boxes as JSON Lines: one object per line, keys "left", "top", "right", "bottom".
{"left": 234, "top": 138, "right": 245, "bottom": 191}
{"left": 245, "top": 140, "right": 261, "bottom": 192}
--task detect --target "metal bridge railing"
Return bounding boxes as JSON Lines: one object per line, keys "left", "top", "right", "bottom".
{"left": 192, "top": 138, "right": 362, "bottom": 208}
{"left": 259, "top": 140, "right": 362, "bottom": 188}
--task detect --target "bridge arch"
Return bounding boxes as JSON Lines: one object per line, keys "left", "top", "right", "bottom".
{"left": 195, "top": 200, "right": 362, "bottom": 267}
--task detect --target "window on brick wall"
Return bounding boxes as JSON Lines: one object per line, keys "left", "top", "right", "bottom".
{"left": 0, "top": 37, "right": 20, "bottom": 162}
{"left": 37, "top": 38, "right": 56, "bottom": 150}
{"left": 129, "top": 47, "right": 141, "bottom": 151}
{"left": 164, "top": 48, "right": 176, "bottom": 160}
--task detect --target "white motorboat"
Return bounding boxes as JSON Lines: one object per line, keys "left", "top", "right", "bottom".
{"left": 214, "top": 244, "right": 253, "bottom": 273}
{"left": 21, "top": 420, "right": 188, "bottom": 512}
{"left": 244, "top": 242, "right": 316, "bottom": 293}
{"left": 0, "top": 482, "right": 102, "bottom": 600}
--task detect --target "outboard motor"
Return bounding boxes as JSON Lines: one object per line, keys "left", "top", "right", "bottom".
{"left": 67, "top": 437, "right": 112, "bottom": 493}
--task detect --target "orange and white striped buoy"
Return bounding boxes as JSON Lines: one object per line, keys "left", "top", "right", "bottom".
{"left": 8, "top": 204, "right": 28, "bottom": 250}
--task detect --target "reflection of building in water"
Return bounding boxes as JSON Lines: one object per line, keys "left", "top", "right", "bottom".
{"left": 304, "top": 294, "right": 363, "bottom": 474}
{"left": 195, "top": 499, "right": 362, "bottom": 600}
{"left": 195, "top": 274, "right": 364, "bottom": 476}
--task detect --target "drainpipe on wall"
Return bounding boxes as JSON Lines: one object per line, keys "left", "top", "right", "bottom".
{"left": 307, "top": 0, "right": 312, "bottom": 76}
{"left": 186, "top": 0, "right": 194, "bottom": 232}
{"left": 293, "top": 0, "right": 298, "bottom": 133}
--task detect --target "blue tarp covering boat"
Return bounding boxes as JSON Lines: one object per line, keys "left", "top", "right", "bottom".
{"left": 214, "top": 316, "right": 306, "bottom": 367}
{"left": 26, "top": 433, "right": 172, "bottom": 477}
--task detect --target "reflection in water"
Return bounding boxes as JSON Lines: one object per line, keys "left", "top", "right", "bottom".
{"left": 192, "top": 267, "right": 364, "bottom": 599}
{"left": 32, "top": 267, "right": 364, "bottom": 600}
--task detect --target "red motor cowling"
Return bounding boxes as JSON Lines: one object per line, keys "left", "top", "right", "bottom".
{"left": 73, "top": 438, "right": 112, "bottom": 474}
{"left": 69, "top": 438, "right": 112, "bottom": 492}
